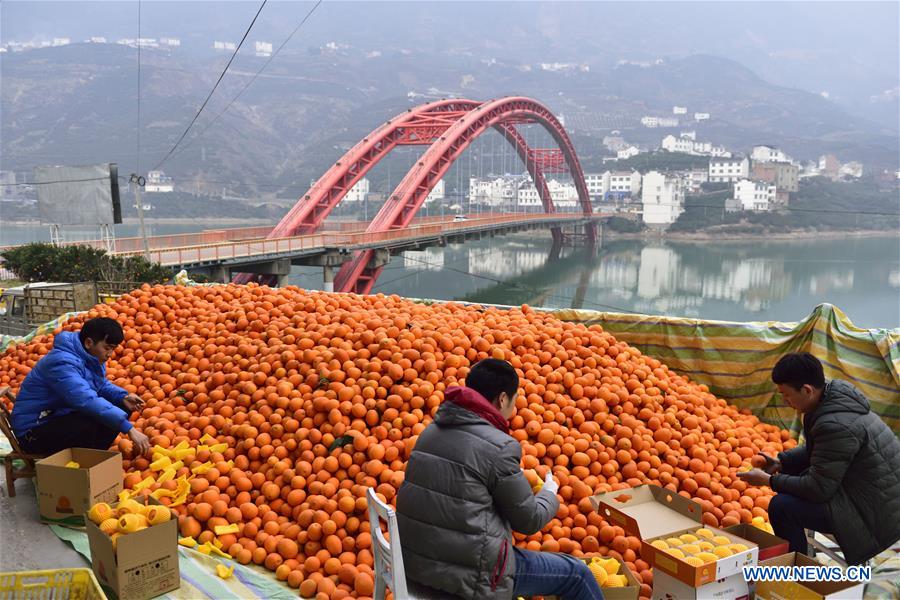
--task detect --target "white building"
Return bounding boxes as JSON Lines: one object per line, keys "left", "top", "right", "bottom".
{"left": 160, "top": 38, "right": 181, "bottom": 47}
{"left": 661, "top": 134, "right": 693, "bottom": 154}
{"left": 469, "top": 176, "right": 520, "bottom": 206}
{"left": 685, "top": 168, "right": 709, "bottom": 193}
{"left": 425, "top": 179, "right": 445, "bottom": 203}
{"left": 617, "top": 145, "right": 640, "bottom": 160}
{"left": 839, "top": 161, "right": 863, "bottom": 178}
{"left": 145, "top": 171, "right": 174, "bottom": 193}
{"left": 344, "top": 178, "right": 369, "bottom": 202}
{"left": 751, "top": 145, "right": 792, "bottom": 164}
{"left": 673, "top": 106, "right": 688, "bottom": 115}
{"left": 213, "top": 41, "right": 237, "bottom": 51}
{"left": 662, "top": 134, "right": 729, "bottom": 158}
{"left": 52, "top": 38, "right": 71, "bottom": 47}
{"left": 694, "top": 112, "right": 710, "bottom": 122}
{"left": 0, "top": 171, "right": 16, "bottom": 197}
{"left": 516, "top": 179, "right": 578, "bottom": 209}
{"left": 255, "top": 41, "right": 273, "bottom": 57}
{"left": 709, "top": 157, "right": 750, "bottom": 183}
{"left": 608, "top": 170, "right": 642, "bottom": 198}
{"left": 89, "top": 37, "right": 107, "bottom": 44}
{"left": 584, "top": 173, "right": 607, "bottom": 200}
{"left": 642, "top": 116, "right": 679, "bottom": 128}
{"left": 641, "top": 171, "right": 685, "bottom": 226}
{"left": 733, "top": 179, "right": 777, "bottom": 212}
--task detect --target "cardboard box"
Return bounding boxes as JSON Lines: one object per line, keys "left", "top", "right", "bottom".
{"left": 35, "top": 448, "right": 122, "bottom": 527}
{"left": 592, "top": 485, "right": 759, "bottom": 587}
{"left": 546, "top": 557, "right": 641, "bottom": 600}
{"left": 86, "top": 498, "right": 180, "bottom": 600}
{"left": 724, "top": 524, "right": 789, "bottom": 561}
{"left": 653, "top": 571, "right": 750, "bottom": 600}
{"left": 753, "top": 553, "right": 864, "bottom": 600}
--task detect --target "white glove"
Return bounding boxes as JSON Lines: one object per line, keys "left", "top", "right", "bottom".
{"left": 542, "top": 472, "right": 559, "bottom": 495}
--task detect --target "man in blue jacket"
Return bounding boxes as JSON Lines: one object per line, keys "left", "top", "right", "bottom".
{"left": 11, "top": 317, "right": 150, "bottom": 456}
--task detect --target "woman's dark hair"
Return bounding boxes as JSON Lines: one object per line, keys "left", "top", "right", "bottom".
{"left": 79, "top": 317, "right": 125, "bottom": 346}
{"left": 465, "top": 358, "right": 519, "bottom": 404}
{"left": 772, "top": 352, "right": 825, "bottom": 390}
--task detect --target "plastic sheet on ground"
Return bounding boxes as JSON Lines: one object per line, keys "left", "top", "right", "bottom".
{"left": 49, "top": 524, "right": 295, "bottom": 600}
{"left": 551, "top": 303, "right": 900, "bottom": 433}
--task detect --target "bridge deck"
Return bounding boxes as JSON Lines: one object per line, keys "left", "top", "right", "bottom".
{"left": 113, "top": 213, "right": 606, "bottom": 269}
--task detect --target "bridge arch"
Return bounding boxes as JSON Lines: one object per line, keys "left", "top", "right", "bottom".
{"left": 334, "top": 96, "right": 594, "bottom": 293}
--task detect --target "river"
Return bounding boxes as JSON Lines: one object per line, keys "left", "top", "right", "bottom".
{"left": 2, "top": 223, "right": 898, "bottom": 329}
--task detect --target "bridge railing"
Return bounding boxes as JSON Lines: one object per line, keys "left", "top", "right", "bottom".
{"left": 117, "top": 213, "right": 597, "bottom": 267}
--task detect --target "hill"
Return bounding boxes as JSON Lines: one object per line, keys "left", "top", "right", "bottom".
{"left": 1, "top": 44, "right": 896, "bottom": 205}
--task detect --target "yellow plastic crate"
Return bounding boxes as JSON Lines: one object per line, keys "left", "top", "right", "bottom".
{"left": 0, "top": 568, "right": 106, "bottom": 600}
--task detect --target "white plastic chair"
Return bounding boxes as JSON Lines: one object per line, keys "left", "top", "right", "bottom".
{"left": 367, "top": 487, "right": 410, "bottom": 600}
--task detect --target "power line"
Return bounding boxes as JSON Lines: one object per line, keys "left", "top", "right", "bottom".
{"left": 152, "top": 0, "right": 268, "bottom": 171}
{"left": 164, "top": 0, "right": 323, "bottom": 162}
{"left": 136, "top": 0, "right": 142, "bottom": 174}
{"left": 1, "top": 177, "right": 112, "bottom": 187}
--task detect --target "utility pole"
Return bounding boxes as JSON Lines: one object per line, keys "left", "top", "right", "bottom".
{"left": 130, "top": 173, "right": 150, "bottom": 260}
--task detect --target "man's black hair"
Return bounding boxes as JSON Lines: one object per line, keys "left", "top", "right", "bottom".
{"left": 772, "top": 352, "right": 825, "bottom": 390}
{"left": 79, "top": 317, "right": 125, "bottom": 346}
{"left": 465, "top": 358, "right": 519, "bottom": 404}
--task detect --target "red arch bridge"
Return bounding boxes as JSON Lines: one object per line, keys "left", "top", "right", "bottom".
{"left": 232, "top": 96, "right": 605, "bottom": 293}
{"left": 16, "top": 97, "right": 611, "bottom": 292}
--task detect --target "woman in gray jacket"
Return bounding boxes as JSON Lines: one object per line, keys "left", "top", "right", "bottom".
{"left": 396, "top": 358, "right": 604, "bottom": 599}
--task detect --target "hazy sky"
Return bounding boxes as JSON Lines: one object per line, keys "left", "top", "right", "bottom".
{"left": 3, "top": 1, "right": 898, "bottom": 122}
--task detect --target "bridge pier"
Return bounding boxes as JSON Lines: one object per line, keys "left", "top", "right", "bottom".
{"left": 210, "top": 265, "right": 231, "bottom": 284}
{"left": 234, "top": 259, "right": 293, "bottom": 287}
{"left": 291, "top": 251, "right": 351, "bottom": 293}
{"left": 368, "top": 249, "right": 391, "bottom": 269}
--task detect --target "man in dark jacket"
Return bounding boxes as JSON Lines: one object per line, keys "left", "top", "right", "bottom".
{"left": 738, "top": 353, "right": 900, "bottom": 565}
{"left": 11, "top": 317, "right": 150, "bottom": 456}
{"left": 396, "top": 358, "right": 603, "bottom": 600}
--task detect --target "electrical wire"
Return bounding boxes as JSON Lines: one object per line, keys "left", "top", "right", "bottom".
{"left": 152, "top": 0, "right": 268, "bottom": 171}
{"left": 163, "top": 0, "right": 323, "bottom": 162}
{"left": 136, "top": 0, "right": 142, "bottom": 175}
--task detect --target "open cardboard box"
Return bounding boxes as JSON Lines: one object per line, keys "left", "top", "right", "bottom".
{"left": 753, "top": 553, "right": 865, "bottom": 600}
{"left": 86, "top": 497, "right": 180, "bottom": 600}
{"left": 544, "top": 556, "right": 641, "bottom": 600}
{"left": 723, "top": 524, "right": 789, "bottom": 561}
{"left": 35, "top": 448, "right": 122, "bottom": 527}
{"left": 652, "top": 570, "right": 750, "bottom": 600}
{"left": 591, "top": 485, "right": 759, "bottom": 587}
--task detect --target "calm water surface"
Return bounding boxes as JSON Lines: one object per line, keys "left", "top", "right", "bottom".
{"left": 3, "top": 223, "right": 898, "bottom": 329}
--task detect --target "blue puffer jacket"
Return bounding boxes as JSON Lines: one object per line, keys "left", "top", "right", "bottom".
{"left": 11, "top": 331, "right": 132, "bottom": 438}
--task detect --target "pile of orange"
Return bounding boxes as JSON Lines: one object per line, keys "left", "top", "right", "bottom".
{"left": 0, "top": 284, "right": 795, "bottom": 599}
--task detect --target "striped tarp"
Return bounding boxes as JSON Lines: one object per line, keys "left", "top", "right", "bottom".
{"left": 551, "top": 303, "right": 900, "bottom": 433}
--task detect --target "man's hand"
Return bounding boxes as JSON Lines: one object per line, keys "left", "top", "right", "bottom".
{"left": 756, "top": 452, "right": 782, "bottom": 475}
{"left": 0, "top": 385, "right": 14, "bottom": 400}
{"left": 128, "top": 428, "right": 151, "bottom": 456}
{"left": 542, "top": 471, "right": 559, "bottom": 496}
{"left": 123, "top": 393, "right": 145, "bottom": 413}
{"left": 736, "top": 468, "right": 772, "bottom": 487}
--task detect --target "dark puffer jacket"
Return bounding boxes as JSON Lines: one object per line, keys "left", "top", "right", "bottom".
{"left": 396, "top": 392, "right": 559, "bottom": 599}
{"left": 771, "top": 379, "right": 900, "bottom": 565}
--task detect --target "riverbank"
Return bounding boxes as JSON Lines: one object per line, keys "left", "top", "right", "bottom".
{"left": 604, "top": 228, "right": 898, "bottom": 241}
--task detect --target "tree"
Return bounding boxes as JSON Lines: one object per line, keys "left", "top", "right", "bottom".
{"left": 1, "top": 243, "right": 172, "bottom": 284}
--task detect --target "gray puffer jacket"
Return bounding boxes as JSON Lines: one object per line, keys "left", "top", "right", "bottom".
{"left": 396, "top": 391, "right": 559, "bottom": 599}
{"left": 771, "top": 379, "right": 900, "bottom": 565}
